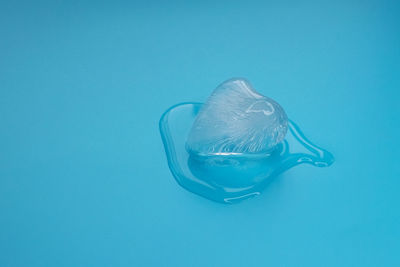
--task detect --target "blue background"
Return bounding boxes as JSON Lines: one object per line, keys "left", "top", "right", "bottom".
{"left": 1, "top": 1, "right": 399, "bottom": 266}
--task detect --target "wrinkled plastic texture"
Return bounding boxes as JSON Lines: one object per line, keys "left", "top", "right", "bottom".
{"left": 186, "top": 79, "right": 288, "bottom": 157}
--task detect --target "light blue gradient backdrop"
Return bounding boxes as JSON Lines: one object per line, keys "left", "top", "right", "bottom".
{"left": 1, "top": 1, "right": 399, "bottom": 266}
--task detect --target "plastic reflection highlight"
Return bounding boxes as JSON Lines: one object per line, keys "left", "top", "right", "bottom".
{"left": 159, "top": 103, "right": 334, "bottom": 204}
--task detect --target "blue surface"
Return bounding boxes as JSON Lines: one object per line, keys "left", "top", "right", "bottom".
{"left": 1, "top": 1, "right": 399, "bottom": 266}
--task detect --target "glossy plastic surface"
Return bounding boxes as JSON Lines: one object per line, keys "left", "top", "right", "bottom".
{"left": 160, "top": 103, "right": 333, "bottom": 203}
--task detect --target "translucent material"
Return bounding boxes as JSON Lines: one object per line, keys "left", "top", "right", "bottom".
{"left": 160, "top": 103, "right": 334, "bottom": 204}
{"left": 186, "top": 78, "right": 288, "bottom": 156}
